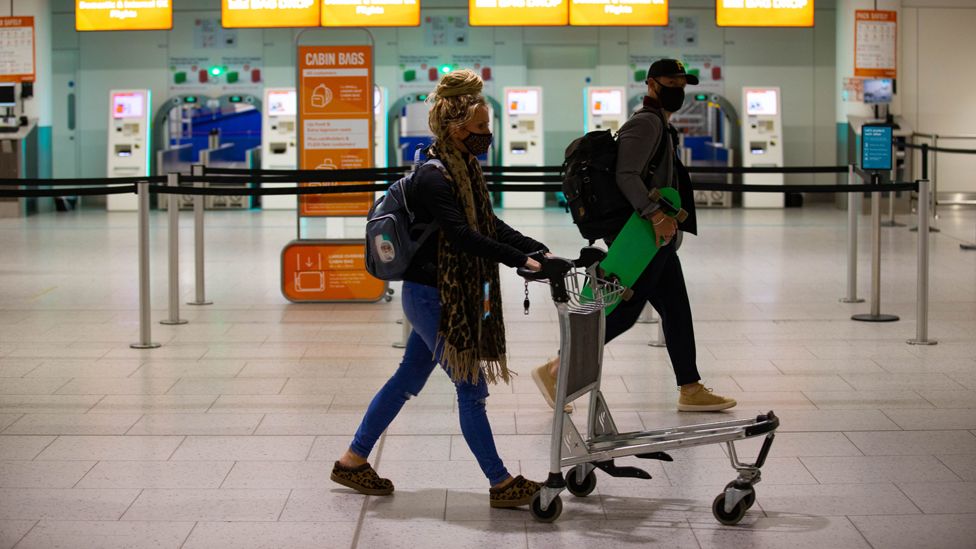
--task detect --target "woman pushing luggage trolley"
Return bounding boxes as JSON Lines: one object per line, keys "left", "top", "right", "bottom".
{"left": 518, "top": 247, "right": 780, "bottom": 525}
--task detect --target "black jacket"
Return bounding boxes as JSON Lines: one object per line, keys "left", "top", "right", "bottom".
{"left": 402, "top": 160, "right": 548, "bottom": 288}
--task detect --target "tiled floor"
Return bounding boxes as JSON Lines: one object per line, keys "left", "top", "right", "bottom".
{"left": 1, "top": 204, "right": 975, "bottom": 548}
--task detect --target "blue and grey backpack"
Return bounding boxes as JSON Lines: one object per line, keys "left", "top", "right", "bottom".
{"left": 365, "top": 152, "right": 444, "bottom": 281}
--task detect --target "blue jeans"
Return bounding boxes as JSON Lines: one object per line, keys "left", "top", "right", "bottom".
{"left": 349, "top": 281, "right": 510, "bottom": 486}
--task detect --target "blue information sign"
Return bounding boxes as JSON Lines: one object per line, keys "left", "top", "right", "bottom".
{"left": 862, "top": 124, "right": 893, "bottom": 172}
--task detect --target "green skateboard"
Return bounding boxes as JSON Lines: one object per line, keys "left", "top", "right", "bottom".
{"left": 582, "top": 187, "right": 688, "bottom": 316}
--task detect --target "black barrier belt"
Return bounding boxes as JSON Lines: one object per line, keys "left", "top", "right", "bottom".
{"left": 0, "top": 185, "right": 138, "bottom": 198}
{"left": 687, "top": 165, "right": 847, "bottom": 174}
{"left": 199, "top": 164, "right": 851, "bottom": 178}
{"left": 147, "top": 181, "right": 918, "bottom": 197}
{"left": 0, "top": 176, "right": 165, "bottom": 187}
{"left": 0, "top": 179, "right": 919, "bottom": 199}
{"left": 896, "top": 142, "right": 976, "bottom": 155}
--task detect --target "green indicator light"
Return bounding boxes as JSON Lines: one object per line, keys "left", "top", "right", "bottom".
{"left": 439, "top": 64, "right": 453, "bottom": 74}
{"left": 184, "top": 96, "right": 198, "bottom": 104}
{"left": 418, "top": 94, "right": 427, "bottom": 101}
{"left": 695, "top": 94, "right": 707, "bottom": 101}
{"left": 229, "top": 95, "right": 242, "bottom": 103}
{"left": 209, "top": 65, "right": 225, "bottom": 77}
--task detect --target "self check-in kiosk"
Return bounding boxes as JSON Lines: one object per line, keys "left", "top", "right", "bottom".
{"left": 585, "top": 86, "right": 626, "bottom": 133}
{"left": 502, "top": 86, "right": 544, "bottom": 208}
{"left": 261, "top": 87, "right": 297, "bottom": 210}
{"left": 741, "top": 87, "right": 783, "bottom": 208}
{"left": 106, "top": 89, "right": 151, "bottom": 211}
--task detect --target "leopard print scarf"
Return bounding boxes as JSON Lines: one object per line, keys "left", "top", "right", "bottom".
{"left": 430, "top": 142, "right": 510, "bottom": 386}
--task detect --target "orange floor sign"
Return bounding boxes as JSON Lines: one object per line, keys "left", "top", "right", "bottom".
{"left": 281, "top": 240, "right": 388, "bottom": 303}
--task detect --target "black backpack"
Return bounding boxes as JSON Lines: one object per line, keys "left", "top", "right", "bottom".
{"left": 561, "top": 119, "right": 669, "bottom": 241}
{"left": 561, "top": 130, "right": 632, "bottom": 241}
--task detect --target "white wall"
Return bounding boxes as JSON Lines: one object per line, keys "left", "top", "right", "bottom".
{"left": 901, "top": 2, "right": 976, "bottom": 195}
{"left": 51, "top": 0, "right": 838, "bottom": 185}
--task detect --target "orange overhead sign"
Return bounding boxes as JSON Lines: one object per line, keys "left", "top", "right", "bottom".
{"left": 715, "top": 0, "right": 814, "bottom": 28}
{"left": 322, "top": 0, "right": 420, "bottom": 27}
{"left": 469, "top": 0, "right": 568, "bottom": 26}
{"left": 281, "top": 240, "right": 387, "bottom": 302}
{"left": 222, "top": 0, "right": 321, "bottom": 28}
{"left": 297, "top": 45, "right": 374, "bottom": 217}
{"left": 75, "top": 0, "right": 173, "bottom": 31}
{"left": 570, "top": 0, "right": 667, "bottom": 26}
{"left": 0, "top": 17, "right": 35, "bottom": 83}
{"left": 854, "top": 10, "right": 896, "bottom": 78}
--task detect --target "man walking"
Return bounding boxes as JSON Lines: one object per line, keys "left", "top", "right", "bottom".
{"left": 535, "top": 59, "right": 737, "bottom": 412}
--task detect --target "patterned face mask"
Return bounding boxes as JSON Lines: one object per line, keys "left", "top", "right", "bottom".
{"left": 461, "top": 131, "right": 493, "bottom": 156}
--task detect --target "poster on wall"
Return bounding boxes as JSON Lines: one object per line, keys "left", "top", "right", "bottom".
{"left": 469, "top": 0, "right": 568, "bottom": 26}
{"left": 322, "top": 0, "right": 421, "bottom": 27}
{"left": 656, "top": 15, "right": 697, "bottom": 48}
{"left": 854, "top": 10, "right": 896, "bottom": 79}
{"left": 424, "top": 15, "right": 470, "bottom": 48}
{"left": 75, "top": 0, "right": 173, "bottom": 31}
{"left": 0, "top": 17, "right": 34, "bottom": 83}
{"left": 570, "top": 0, "right": 668, "bottom": 27}
{"left": 222, "top": 0, "right": 320, "bottom": 28}
{"left": 715, "top": 0, "right": 814, "bottom": 28}
{"left": 298, "top": 45, "right": 375, "bottom": 217}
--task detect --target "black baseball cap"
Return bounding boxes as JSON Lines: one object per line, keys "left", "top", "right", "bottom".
{"left": 647, "top": 59, "right": 699, "bottom": 85}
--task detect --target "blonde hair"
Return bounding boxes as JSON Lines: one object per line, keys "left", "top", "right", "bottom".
{"left": 427, "top": 69, "right": 487, "bottom": 145}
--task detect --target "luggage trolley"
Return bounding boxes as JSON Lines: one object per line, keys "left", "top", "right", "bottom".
{"left": 518, "top": 247, "right": 779, "bottom": 525}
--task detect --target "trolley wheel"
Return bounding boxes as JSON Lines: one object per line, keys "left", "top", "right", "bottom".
{"left": 530, "top": 493, "right": 563, "bottom": 523}
{"left": 724, "top": 482, "right": 756, "bottom": 510}
{"left": 712, "top": 493, "right": 748, "bottom": 526}
{"left": 384, "top": 295, "right": 393, "bottom": 302}
{"left": 566, "top": 468, "right": 597, "bottom": 497}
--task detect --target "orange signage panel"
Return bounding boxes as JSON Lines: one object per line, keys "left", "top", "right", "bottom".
{"left": 715, "top": 0, "right": 814, "bottom": 28}
{"left": 469, "top": 0, "right": 568, "bottom": 26}
{"left": 570, "top": 0, "right": 668, "bottom": 26}
{"left": 297, "top": 45, "right": 374, "bottom": 217}
{"left": 222, "top": 0, "right": 321, "bottom": 28}
{"left": 281, "top": 240, "right": 387, "bottom": 302}
{"left": 854, "top": 10, "right": 896, "bottom": 78}
{"left": 322, "top": 0, "right": 420, "bottom": 27}
{"left": 76, "top": 0, "right": 173, "bottom": 31}
{"left": 0, "top": 17, "right": 35, "bottom": 83}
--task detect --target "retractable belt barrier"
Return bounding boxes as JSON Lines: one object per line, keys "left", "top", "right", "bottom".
{"left": 1, "top": 163, "right": 945, "bottom": 351}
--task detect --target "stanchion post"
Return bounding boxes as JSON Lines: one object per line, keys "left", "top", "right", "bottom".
{"left": 648, "top": 316, "right": 666, "bottom": 348}
{"left": 853, "top": 174, "right": 899, "bottom": 323}
{"left": 187, "top": 164, "right": 213, "bottom": 306}
{"left": 841, "top": 164, "right": 864, "bottom": 303}
{"left": 637, "top": 304, "right": 658, "bottom": 324}
{"left": 908, "top": 179, "right": 937, "bottom": 345}
{"left": 911, "top": 142, "right": 941, "bottom": 233}
{"left": 131, "top": 180, "right": 161, "bottom": 349}
{"left": 161, "top": 173, "right": 188, "bottom": 326}
{"left": 393, "top": 317, "right": 412, "bottom": 349}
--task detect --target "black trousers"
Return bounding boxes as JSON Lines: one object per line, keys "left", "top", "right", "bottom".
{"left": 604, "top": 242, "right": 702, "bottom": 387}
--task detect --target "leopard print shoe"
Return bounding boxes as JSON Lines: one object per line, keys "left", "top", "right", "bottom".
{"left": 330, "top": 461, "right": 394, "bottom": 496}
{"left": 489, "top": 475, "right": 542, "bottom": 509}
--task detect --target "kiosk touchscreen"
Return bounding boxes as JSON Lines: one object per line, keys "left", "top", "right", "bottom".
{"left": 261, "top": 87, "right": 298, "bottom": 210}
{"left": 502, "top": 87, "right": 544, "bottom": 208}
{"left": 741, "top": 87, "right": 784, "bottom": 208}
{"left": 585, "top": 86, "right": 626, "bottom": 133}
{"left": 106, "top": 90, "right": 151, "bottom": 211}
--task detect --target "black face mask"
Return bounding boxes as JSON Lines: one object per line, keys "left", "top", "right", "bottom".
{"left": 653, "top": 79, "right": 686, "bottom": 113}
{"left": 461, "top": 131, "right": 493, "bottom": 156}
